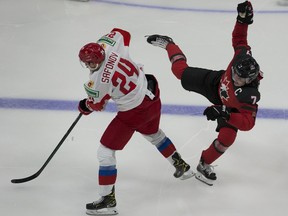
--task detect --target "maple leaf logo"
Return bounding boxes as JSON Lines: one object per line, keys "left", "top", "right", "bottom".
{"left": 220, "top": 76, "right": 230, "bottom": 101}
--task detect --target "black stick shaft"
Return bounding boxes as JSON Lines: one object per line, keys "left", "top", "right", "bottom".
{"left": 11, "top": 113, "right": 83, "bottom": 184}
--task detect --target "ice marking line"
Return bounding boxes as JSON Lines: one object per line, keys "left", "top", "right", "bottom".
{"left": 0, "top": 97, "right": 287, "bottom": 120}
{"left": 93, "top": 0, "right": 288, "bottom": 14}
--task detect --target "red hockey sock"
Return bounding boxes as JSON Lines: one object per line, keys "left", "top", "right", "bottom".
{"left": 166, "top": 44, "right": 188, "bottom": 79}
{"left": 201, "top": 144, "right": 223, "bottom": 165}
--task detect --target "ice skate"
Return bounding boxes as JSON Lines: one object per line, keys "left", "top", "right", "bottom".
{"left": 86, "top": 186, "right": 118, "bottom": 215}
{"left": 195, "top": 158, "right": 217, "bottom": 186}
{"left": 146, "top": 34, "right": 174, "bottom": 49}
{"left": 172, "top": 152, "right": 195, "bottom": 180}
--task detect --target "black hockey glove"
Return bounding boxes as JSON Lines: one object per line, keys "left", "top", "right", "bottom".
{"left": 237, "top": 1, "right": 254, "bottom": 25}
{"left": 78, "top": 99, "right": 93, "bottom": 115}
{"left": 203, "top": 105, "right": 230, "bottom": 121}
{"left": 146, "top": 34, "right": 174, "bottom": 49}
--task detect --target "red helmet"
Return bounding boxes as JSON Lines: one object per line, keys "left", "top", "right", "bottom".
{"left": 78, "top": 43, "right": 105, "bottom": 64}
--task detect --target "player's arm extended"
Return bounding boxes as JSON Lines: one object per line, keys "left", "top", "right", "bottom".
{"left": 232, "top": 22, "right": 249, "bottom": 50}
{"left": 232, "top": 1, "right": 254, "bottom": 51}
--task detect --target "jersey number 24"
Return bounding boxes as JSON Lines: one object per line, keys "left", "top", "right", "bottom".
{"left": 112, "top": 58, "right": 139, "bottom": 95}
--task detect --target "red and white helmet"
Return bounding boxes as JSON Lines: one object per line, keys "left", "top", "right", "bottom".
{"left": 78, "top": 43, "right": 105, "bottom": 65}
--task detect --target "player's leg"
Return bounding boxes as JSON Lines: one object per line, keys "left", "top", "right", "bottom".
{"left": 137, "top": 78, "right": 194, "bottom": 180}
{"left": 86, "top": 144, "right": 118, "bottom": 215}
{"left": 86, "top": 117, "right": 134, "bottom": 215}
{"left": 195, "top": 127, "right": 237, "bottom": 186}
{"left": 142, "top": 129, "right": 194, "bottom": 180}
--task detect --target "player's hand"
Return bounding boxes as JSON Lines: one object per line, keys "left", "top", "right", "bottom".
{"left": 203, "top": 105, "right": 230, "bottom": 121}
{"left": 237, "top": 1, "right": 254, "bottom": 25}
{"left": 78, "top": 99, "right": 93, "bottom": 115}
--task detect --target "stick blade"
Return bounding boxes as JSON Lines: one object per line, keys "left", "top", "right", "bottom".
{"left": 11, "top": 173, "right": 38, "bottom": 184}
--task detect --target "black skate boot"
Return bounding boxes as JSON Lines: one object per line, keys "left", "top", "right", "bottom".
{"left": 146, "top": 35, "right": 174, "bottom": 49}
{"left": 172, "top": 152, "right": 195, "bottom": 180}
{"left": 86, "top": 186, "right": 118, "bottom": 215}
{"left": 195, "top": 158, "right": 217, "bottom": 186}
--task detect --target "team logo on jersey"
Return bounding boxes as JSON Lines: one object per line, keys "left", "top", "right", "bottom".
{"left": 97, "top": 36, "right": 116, "bottom": 46}
{"left": 220, "top": 76, "right": 230, "bottom": 101}
{"left": 100, "top": 43, "right": 106, "bottom": 49}
{"left": 84, "top": 83, "right": 99, "bottom": 98}
{"left": 87, "top": 81, "right": 94, "bottom": 88}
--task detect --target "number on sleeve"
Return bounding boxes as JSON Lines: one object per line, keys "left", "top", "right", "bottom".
{"left": 251, "top": 96, "right": 257, "bottom": 104}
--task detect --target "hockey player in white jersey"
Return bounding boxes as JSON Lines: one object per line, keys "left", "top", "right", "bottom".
{"left": 78, "top": 28, "right": 194, "bottom": 215}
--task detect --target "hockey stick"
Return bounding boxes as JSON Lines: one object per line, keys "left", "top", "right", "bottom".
{"left": 11, "top": 113, "right": 83, "bottom": 184}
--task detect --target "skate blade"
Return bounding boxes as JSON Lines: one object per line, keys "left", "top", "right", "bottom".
{"left": 179, "top": 170, "right": 195, "bottom": 180}
{"left": 86, "top": 207, "right": 118, "bottom": 215}
{"left": 195, "top": 172, "right": 215, "bottom": 186}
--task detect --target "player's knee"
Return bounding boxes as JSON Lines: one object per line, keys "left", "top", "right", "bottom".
{"left": 213, "top": 139, "right": 229, "bottom": 154}
{"left": 97, "top": 144, "right": 116, "bottom": 166}
{"left": 218, "top": 127, "right": 237, "bottom": 146}
{"left": 142, "top": 129, "right": 166, "bottom": 146}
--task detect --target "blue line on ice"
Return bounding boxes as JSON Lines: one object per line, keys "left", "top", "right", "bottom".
{"left": 0, "top": 98, "right": 287, "bottom": 120}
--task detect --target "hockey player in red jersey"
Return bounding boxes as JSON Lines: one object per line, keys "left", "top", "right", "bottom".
{"left": 147, "top": 1, "right": 263, "bottom": 186}
{"left": 78, "top": 28, "right": 194, "bottom": 215}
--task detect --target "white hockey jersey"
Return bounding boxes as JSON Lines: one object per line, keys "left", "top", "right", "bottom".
{"left": 83, "top": 28, "right": 148, "bottom": 112}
